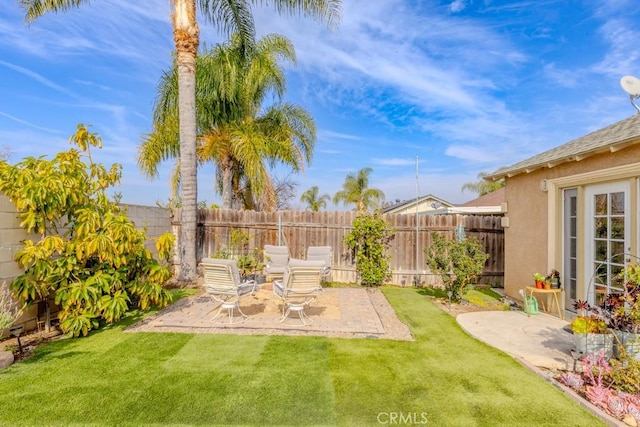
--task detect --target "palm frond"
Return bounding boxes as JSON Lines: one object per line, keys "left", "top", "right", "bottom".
{"left": 252, "top": 0, "right": 342, "bottom": 29}
{"left": 20, "top": 0, "right": 89, "bottom": 23}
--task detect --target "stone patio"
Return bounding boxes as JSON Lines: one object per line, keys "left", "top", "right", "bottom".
{"left": 126, "top": 287, "right": 414, "bottom": 341}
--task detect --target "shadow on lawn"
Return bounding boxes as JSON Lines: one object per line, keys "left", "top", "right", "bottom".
{"left": 10, "top": 297, "right": 183, "bottom": 365}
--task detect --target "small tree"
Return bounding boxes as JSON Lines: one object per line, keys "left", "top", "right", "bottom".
{"left": 425, "top": 232, "right": 489, "bottom": 301}
{"left": 344, "top": 212, "right": 394, "bottom": 286}
{"left": 0, "top": 124, "right": 174, "bottom": 337}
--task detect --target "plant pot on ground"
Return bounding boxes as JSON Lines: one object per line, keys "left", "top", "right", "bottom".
{"left": 612, "top": 330, "right": 640, "bottom": 360}
{"left": 571, "top": 301, "right": 614, "bottom": 359}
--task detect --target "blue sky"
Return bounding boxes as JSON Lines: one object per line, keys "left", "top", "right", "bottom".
{"left": 1, "top": 1, "right": 640, "bottom": 209}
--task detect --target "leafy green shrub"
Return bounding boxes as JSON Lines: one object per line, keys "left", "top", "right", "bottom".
{"left": 0, "top": 124, "right": 174, "bottom": 337}
{"left": 344, "top": 212, "right": 394, "bottom": 286}
{"left": 607, "top": 357, "right": 640, "bottom": 394}
{"left": 425, "top": 232, "right": 489, "bottom": 302}
{"left": 570, "top": 316, "right": 608, "bottom": 334}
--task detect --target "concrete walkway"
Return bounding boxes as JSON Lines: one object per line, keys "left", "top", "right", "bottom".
{"left": 457, "top": 310, "right": 575, "bottom": 371}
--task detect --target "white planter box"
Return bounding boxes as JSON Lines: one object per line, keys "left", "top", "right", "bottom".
{"left": 573, "top": 333, "right": 614, "bottom": 359}
{"left": 613, "top": 331, "right": 640, "bottom": 361}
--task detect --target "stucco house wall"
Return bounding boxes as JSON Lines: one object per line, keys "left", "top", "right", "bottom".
{"left": 494, "top": 114, "right": 640, "bottom": 316}
{"left": 504, "top": 144, "right": 640, "bottom": 303}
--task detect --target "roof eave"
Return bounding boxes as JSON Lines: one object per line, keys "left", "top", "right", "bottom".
{"left": 486, "top": 138, "right": 640, "bottom": 181}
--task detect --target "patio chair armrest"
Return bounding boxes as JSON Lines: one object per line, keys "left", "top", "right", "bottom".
{"left": 273, "top": 280, "right": 285, "bottom": 299}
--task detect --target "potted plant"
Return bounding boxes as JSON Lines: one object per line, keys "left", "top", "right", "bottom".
{"left": 571, "top": 300, "right": 614, "bottom": 359}
{"left": 237, "top": 248, "right": 265, "bottom": 283}
{"left": 600, "top": 264, "right": 640, "bottom": 360}
{"left": 547, "top": 269, "right": 561, "bottom": 289}
{"left": 533, "top": 273, "right": 545, "bottom": 289}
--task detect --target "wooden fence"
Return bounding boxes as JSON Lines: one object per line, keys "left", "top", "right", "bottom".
{"left": 174, "top": 209, "right": 504, "bottom": 286}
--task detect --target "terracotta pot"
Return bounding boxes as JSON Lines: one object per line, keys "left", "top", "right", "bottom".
{"left": 535, "top": 281, "right": 543, "bottom": 289}
{"left": 544, "top": 283, "right": 551, "bottom": 290}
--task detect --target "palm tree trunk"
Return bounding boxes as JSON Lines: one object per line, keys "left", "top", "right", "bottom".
{"left": 221, "top": 155, "right": 234, "bottom": 209}
{"left": 173, "top": 0, "right": 199, "bottom": 281}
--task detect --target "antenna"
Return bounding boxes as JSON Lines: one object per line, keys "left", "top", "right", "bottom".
{"left": 620, "top": 75, "right": 640, "bottom": 114}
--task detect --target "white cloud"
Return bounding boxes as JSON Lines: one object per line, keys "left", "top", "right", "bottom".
{"left": 445, "top": 145, "right": 499, "bottom": 163}
{"left": 0, "top": 111, "right": 63, "bottom": 134}
{"left": 0, "top": 60, "right": 76, "bottom": 97}
{"left": 450, "top": 0, "right": 467, "bottom": 13}
{"left": 372, "top": 157, "right": 416, "bottom": 166}
{"left": 320, "top": 130, "right": 362, "bottom": 140}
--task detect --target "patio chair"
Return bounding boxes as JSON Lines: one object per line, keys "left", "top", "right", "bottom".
{"left": 273, "top": 259, "right": 325, "bottom": 325}
{"left": 306, "top": 246, "right": 332, "bottom": 281}
{"left": 263, "top": 245, "right": 290, "bottom": 281}
{"left": 200, "top": 258, "right": 258, "bottom": 324}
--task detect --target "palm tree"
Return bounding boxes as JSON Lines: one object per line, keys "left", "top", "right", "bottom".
{"left": 300, "top": 186, "right": 330, "bottom": 211}
{"left": 138, "top": 33, "right": 316, "bottom": 211}
{"left": 21, "top": 0, "right": 341, "bottom": 281}
{"left": 333, "top": 167, "right": 384, "bottom": 211}
{"left": 461, "top": 172, "right": 505, "bottom": 196}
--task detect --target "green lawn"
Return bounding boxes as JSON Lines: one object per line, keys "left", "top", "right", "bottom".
{"left": 0, "top": 287, "right": 602, "bottom": 426}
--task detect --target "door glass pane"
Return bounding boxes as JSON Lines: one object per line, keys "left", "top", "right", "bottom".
{"left": 595, "top": 194, "right": 607, "bottom": 215}
{"left": 594, "top": 263, "right": 607, "bottom": 286}
{"left": 570, "top": 238, "right": 576, "bottom": 257}
{"left": 595, "top": 240, "right": 607, "bottom": 261}
{"left": 570, "top": 217, "right": 576, "bottom": 236}
{"left": 595, "top": 218, "right": 607, "bottom": 238}
{"left": 611, "top": 192, "right": 625, "bottom": 214}
{"left": 611, "top": 265, "right": 625, "bottom": 290}
{"left": 611, "top": 241, "right": 625, "bottom": 263}
{"left": 611, "top": 217, "right": 624, "bottom": 239}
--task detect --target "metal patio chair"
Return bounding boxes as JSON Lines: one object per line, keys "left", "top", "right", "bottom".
{"left": 273, "top": 260, "right": 325, "bottom": 325}
{"left": 305, "top": 246, "right": 333, "bottom": 281}
{"left": 263, "top": 245, "right": 290, "bottom": 282}
{"left": 200, "top": 258, "right": 257, "bottom": 324}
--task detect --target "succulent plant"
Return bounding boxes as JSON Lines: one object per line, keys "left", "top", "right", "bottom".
{"left": 559, "top": 372, "right": 584, "bottom": 389}
{"left": 606, "top": 395, "right": 626, "bottom": 419}
{"left": 584, "top": 384, "right": 610, "bottom": 408}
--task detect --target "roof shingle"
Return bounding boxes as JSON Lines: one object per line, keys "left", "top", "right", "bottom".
{"left": 487, "top": 114, "right": 640, "bottom": 180}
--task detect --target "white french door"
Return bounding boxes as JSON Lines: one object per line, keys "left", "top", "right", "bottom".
{"left": 563, "top": 188, "right": 578, "bottom": 311}
{"left": 584, "top": 181, "right": 630, "bottom": 306}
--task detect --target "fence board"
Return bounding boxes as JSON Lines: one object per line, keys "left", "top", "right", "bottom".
{"left": 173, "top": 210, "right": 504, "bottom": 286}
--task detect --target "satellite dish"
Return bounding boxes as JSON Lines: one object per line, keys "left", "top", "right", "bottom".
{"left": 620, "top": 75, "right": 640, "bottom": 96}
{"left": 620, "top": 75, "right": 640, "bottom": 114}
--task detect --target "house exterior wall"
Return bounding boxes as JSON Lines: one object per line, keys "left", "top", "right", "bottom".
{"left": 386, "top": 198, "right": 453, "bottom": 215}
{"left": 503, "top": 143, "right": 640, "bottom": 311}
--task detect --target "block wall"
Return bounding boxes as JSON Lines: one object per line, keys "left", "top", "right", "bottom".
{"left": 0, "top": 197, "right": 171, "bottom": 336}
